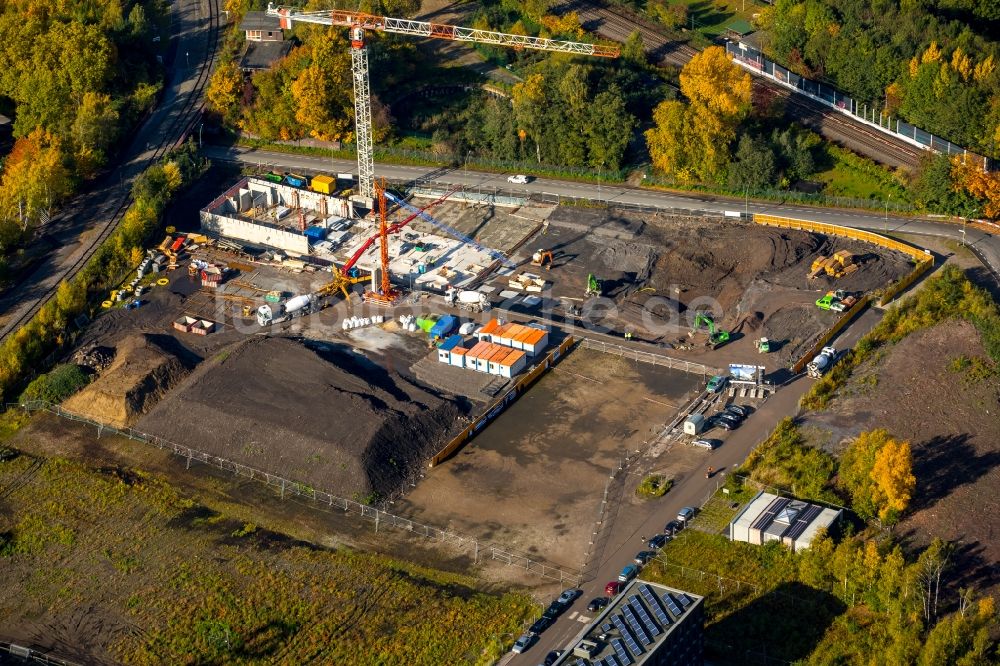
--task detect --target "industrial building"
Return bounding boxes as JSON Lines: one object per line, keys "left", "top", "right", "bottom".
{"left": 199, "top": 176, "right": 357, "bottom": 256}
{"left": 554, "top": 580, "right": 704, "bottom": 666}
{"left": 729, "top": 491, "right": 842, "bottom": 552}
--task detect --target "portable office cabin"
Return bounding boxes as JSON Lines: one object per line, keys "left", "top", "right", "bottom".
{"left": 498, "top": 349, "right": 526, "bottom": 378}
{"left": 437, "top": 335, "right": 461, "bottom": 364}
{"left": 450, "top": 346, "right": 468, "bottom": 367}
{"left": 520, "top": 328, "right": 548, "bottom": 356}
{"left": 477, "top": 318, "right": 500, "bottom": 342}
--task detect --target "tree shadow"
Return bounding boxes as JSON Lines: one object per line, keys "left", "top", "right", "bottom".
{"left": 908, "top": 433, "right": 1000, "bottom": 513}
{"left": 963, "top": 264, "right": 1000, "bottom": 302}
{"left": 707, "top": 580, "right": 845, "bottom": 664}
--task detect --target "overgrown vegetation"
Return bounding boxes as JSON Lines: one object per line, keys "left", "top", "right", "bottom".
{"left": 636, "top": 473, "right": 672, "bottom": 498}
{"left": 0, "top": 141, "right": 206, "bottom": 403}
{"left": 18, "top": 363, "right": 91, "bottom": 404}
{"left": 0, "top": 452, "right": 535, "bottom": 663}
{"left": 802, "top": 264, "right": 1000, "bottom": 410}
{"left": 741, "top": 417, "right": 838, "bottom": 504}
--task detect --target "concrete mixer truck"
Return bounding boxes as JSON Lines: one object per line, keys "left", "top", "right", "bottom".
{"left": 446, "top": 288, "right": 489, "bottom": 313}
{"left": 256, "top": 293, "right": 318, "bottom": 327}
{"left": 807, "top": 346, "right": 838, "bottom": 378}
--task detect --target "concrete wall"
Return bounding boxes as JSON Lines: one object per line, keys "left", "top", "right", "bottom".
{"left": 199, "top": 211, "right": 309, "bottom": 255}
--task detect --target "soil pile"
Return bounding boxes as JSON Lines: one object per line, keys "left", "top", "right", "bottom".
{"left": 138, "top": 337, "right": 461, "bottom": 499}
{"left": 63, "top": 334, "right": 192, "bottom": 428}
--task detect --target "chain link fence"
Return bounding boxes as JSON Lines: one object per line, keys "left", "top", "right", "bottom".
{"left": 16, "top": 401, "right": 583, "bottom": 586}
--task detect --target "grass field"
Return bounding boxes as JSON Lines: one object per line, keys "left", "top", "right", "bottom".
{"left": 0, "top": 450, "right": 535, "bottom": 664}
{"left": 813, "top": 145, "right": 908, "bottom": 202}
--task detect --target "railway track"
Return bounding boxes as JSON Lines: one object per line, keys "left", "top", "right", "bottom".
{"left": 0, "top": 0, "right": 222, "bottom": 345}
{"left": 555, "top": 0, "right": 924, "bottom": 168}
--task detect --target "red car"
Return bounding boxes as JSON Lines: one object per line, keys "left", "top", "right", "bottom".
{"left": 605, "top": 581, "right": 624, "bottom": 596}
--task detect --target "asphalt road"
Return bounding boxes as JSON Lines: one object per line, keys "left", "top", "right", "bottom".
{"left": 0, "top": 0, "right": 217, "bottom": 339}
{"left": 202, "top": 144, "right": 1000, "bottom": 285}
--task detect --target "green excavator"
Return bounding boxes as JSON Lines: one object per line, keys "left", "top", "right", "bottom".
{"left": 691, "top": 312, "right": 730, "bottom": 348}
{"left": 586, "top": 273, "right": 602, "bottom": 297}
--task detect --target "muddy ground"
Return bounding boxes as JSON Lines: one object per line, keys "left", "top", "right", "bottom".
{"left": 799, "top": 319, "right": 1000, "bottom": 593}
{"left": 395, "top": 347, "right": 704, "bottom": 570}
{"left": 488, "top": 210, "right": 913, "bottom": 361}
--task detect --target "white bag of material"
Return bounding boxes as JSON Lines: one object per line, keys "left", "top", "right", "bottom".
{"left": 342, "top": 320, "right": 350, "bottom": 330}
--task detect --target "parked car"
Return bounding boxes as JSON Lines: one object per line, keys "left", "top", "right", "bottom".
{"left": 544, "top": 650, "right": 565, "bottom": 666}
{"left": 725, "top": 404, "right": 751, "bottom": 417}
{"left": 542, "top": 601, "right": 564, "bottom": 620}
{"left": 664, "top": 520, "right": 683, "bottom": 536}
{"left": 528, "top": 615, "right": 552, "bottom": 636}
{"left": 634, "top": 550, "right": 655, "bottom": 565}
{"left": 692, "top": 438, "right": 721, "bottom": 450}
{"left": 717, "top": 412, "right": 743, "bottom": 424}
{"left": 619, "top": 563, "right": 639, "bottom": 583}
{"left": 648, "top": 533, "right": 668, "bottom": 549}
{"left": 712, "top": 418, "right": 737, "bottom": 431}
{"left": 605, "top": 581, "right": 624, "bottom": 596}
{"left": 557, "top": 588, "right": 581, "bottom": 606}
{"left": 587, "top": 597, "right": 610, "bottom": 612}
{"left": 507, "top": 174, "right": 530, "bottom": 184}
{"left": 677, "top": 506, "right": 696, "bottom": 523}
{"left": 706, "top": 374, "right": 728, "bottom": 393}
{"left": 512, "top": 632, "right": 536, "bottom": 654}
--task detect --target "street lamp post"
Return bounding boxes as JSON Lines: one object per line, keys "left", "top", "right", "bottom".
{"left": 744, "top": 184, "right": 749, "bottom": 218}
{"left": 884, "top": 194, "right": 892, "bottom": 234}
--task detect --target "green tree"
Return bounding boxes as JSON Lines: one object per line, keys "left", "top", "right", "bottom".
{"left": 71, "top": 91, "right": 119, "bottom": 171}
{"left": 622, "top": 31, "right": 646, "bottom": 64}
{"left": 728, "top": 134, "right": 776, "bottom": 192}
{"left": 918, "top": 597, "right": 998, "bottom": 666}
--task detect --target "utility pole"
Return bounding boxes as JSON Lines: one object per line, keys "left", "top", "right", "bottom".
{"left": 744, "top": 184, "right": 749, "bottom": 218}
{"left": 884, "top": 194, "right": 892, "bottom": 234}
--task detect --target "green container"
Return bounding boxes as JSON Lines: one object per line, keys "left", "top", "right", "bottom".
{"left": 416, "top": 315, "right": 439, "bottom": 333}
{"left": 265, "top": 290, "right": 282, "bottom": 303}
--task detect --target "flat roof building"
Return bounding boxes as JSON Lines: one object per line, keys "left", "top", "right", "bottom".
{"left": 554, "top": 579, "right": 704, "bottom": 666}
{"left": 729, "top": 491, "right": 841, "bottom": 552}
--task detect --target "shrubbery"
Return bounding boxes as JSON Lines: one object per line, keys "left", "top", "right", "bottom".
{"left": 19, "top": 364, "right": 91, "bottom": 404}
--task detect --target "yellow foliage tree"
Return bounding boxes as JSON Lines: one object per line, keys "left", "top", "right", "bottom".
{"left": 0, "top": 128, "right": 72, "bottom": 231}
{"left": 951, "top": 157, "right": 1000, "bottom": 219}
{"left": 206, "top": 61, "right": 244, "bottom": 122}
{"left": 921, "top": 41, "right": 942, "bottom": 64}
{"left": 870, "top": 436, "right": 916, "bottom": 523}
{"left": 644, "top": 99, "right": 688, "bottom": 176}
{"left": 679, "top": 46, "right": 752, "bottom": 118}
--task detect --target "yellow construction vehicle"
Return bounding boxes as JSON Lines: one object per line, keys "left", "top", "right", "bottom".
{"left": 531, "top": 248, "right": 555, "bottom": 270}
{"left": 315, "top": 266, "right": 370, "bottom": 302}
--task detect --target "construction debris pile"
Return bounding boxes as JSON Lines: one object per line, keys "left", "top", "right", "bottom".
{"left": 137, "top": 337, "right": 462, "bottom": 498}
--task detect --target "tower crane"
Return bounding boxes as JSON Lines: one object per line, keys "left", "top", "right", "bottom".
{"left": 266, "top": 4, "right": 620, "bottom": 199}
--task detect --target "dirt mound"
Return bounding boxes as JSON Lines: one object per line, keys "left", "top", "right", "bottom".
{"left": 63, "top": 334, "right": 191, "bottom": 428}
{"left": 138, "top": 336, "right": 462, "bottom": 499}
{"left": 648, "top": 225, "right": 823, "bottom": 310}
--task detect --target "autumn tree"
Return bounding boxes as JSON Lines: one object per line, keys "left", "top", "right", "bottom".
{"left": 71, "top": 91, "right": 119, "bottom": 174}
{"left": 0, "top": 129, "right": 73, "bottom": 233}
{"left": 952, "top": 156, "right": 1000, "bottom": 219}
{"left": 918, "top": 596, "right": 998, "bottom": 666}
{"left": 840, "top": 429, "right": 916, "bottom": 525}
{"left": 645, "top": 46, "right": 751, "bottom": 181}
{"left": 206, "top": 61, "right": 244, "bottom": 124}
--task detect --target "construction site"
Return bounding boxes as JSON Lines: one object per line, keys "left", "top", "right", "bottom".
{"left": 40, "top": 4, "right": 923, "bottom": 583}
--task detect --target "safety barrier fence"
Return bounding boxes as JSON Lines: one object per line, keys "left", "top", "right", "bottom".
{"left": 429, "top": 336, "right": 575, "bottom": 466}
{"left": 790, "top": 294, "right": 873, "bottom": 374}
{"left": 578, "top": 337, "right": 720, "bottom": 377}
{"left": 753, "top": 213, "right": 931, "bottom": 263}
{"left": 878, "top": 256, "right": 936, "bottom": 306}
{"left": 726, "top": 41, "right": 989, "bottom": 169}
{"left": 15, "top": 401, "right": 582, "bottom": 586}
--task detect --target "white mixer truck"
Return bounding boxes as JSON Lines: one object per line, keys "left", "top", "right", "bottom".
{"left": 807, "top": 346, "right": 838, "bottom": 378}
{"left": 256, "top": 293, "right": 318, "bottom": 327}
{"left": 446, "top": 288, "right": 489, "bottom": 313}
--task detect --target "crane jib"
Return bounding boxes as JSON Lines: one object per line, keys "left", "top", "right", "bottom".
{"left": 269, "top": 6, "right": 620, "bottom": 58}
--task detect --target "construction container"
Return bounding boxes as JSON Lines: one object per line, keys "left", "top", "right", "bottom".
{"left": 264, "top": 172, "right": 284, "bottom": 184}
{"left": 487, "top": 346, "right": 510, "bottom": 375}
{"left": 498, "top": 349, "right": 526, "bottom": 378}
{"left": 520, "top": 328, "right": 548, "bottom": 356}
{"left": 437, "top": 335, "right": 461, "bottom": 363}
{"left": 170, "top": 237, "right": 185, "bottom": 253}
{"left": 477, "top": 318, "right": 500, "bottom": 341}
{"left": 450, "top": 347, "right": 468, "bottom": 367}
{"left": 284, "top": 173, "right": 308, "bottom": 188}
{"left": 416, "top": 314, "right": 439, "bottom": 333}
{"left": 311, "top": 174, "right": 336, "bottom": 194}
{"left": 265, "top": 290, "right": 282, "bottom": 303}
{"left": 430, "top": 315, "right": 457, "bottom": 339}
{"left": 684, "top": 414, "right": 706, "bottom": 436}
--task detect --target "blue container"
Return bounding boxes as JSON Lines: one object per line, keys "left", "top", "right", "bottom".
{"left": 304, "top": 226, "right": 327, "bottom": 240}
{"left": 284, "top": 173, "right": 308, "bottom": 188}
{"left": 429, "top": 315, "right": 457, "bottom": 339}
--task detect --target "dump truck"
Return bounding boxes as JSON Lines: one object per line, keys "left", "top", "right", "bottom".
{"left": 807, "top": 346, "right": 838, "bottom": 378}
{"left": 256, "top": 293, "right": 317, "bottom": 326}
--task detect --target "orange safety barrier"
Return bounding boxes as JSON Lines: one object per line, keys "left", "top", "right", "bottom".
{"left": 753, "top": 214, "right": 931, "bottom": 263}
{"left": 879, "top": 256, "right": 935, "bottom": 306}
{"left": 429, "top": 336, "right": 574, "bottom": 467}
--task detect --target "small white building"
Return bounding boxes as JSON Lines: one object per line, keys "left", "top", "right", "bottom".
{"left": 729, "top": 491, "right": 841, "bottom": 552}
{"left": 683, "top": 414, "right": 705, "bottom": 436}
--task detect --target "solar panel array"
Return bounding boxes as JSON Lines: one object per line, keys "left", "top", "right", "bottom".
{"left": 629, "top": 596, "right": 662, "bottom": 637}
{"left": 641, "top": 584, "right": 672, "bottom": 626}
{"left": 663, "top": 592, "right": 683, "bottom": 618}
{"left": 594, "top": 656, "right": 622, "bottom": 666}
{"left": 611, "top": 638, "right": 634, "bottom": 665}
{"left": 611, "top": 613, "right": 643, "bottom": 656}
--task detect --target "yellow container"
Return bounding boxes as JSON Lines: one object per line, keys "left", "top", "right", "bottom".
{"left": 157, "top": 278, "right": 169, "bottom": 286}
{"left": 311, "top": 174, "right": 335, "bottom": 194}
{"left": 101, "top": 300, "right": 113, "bottom": 308}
